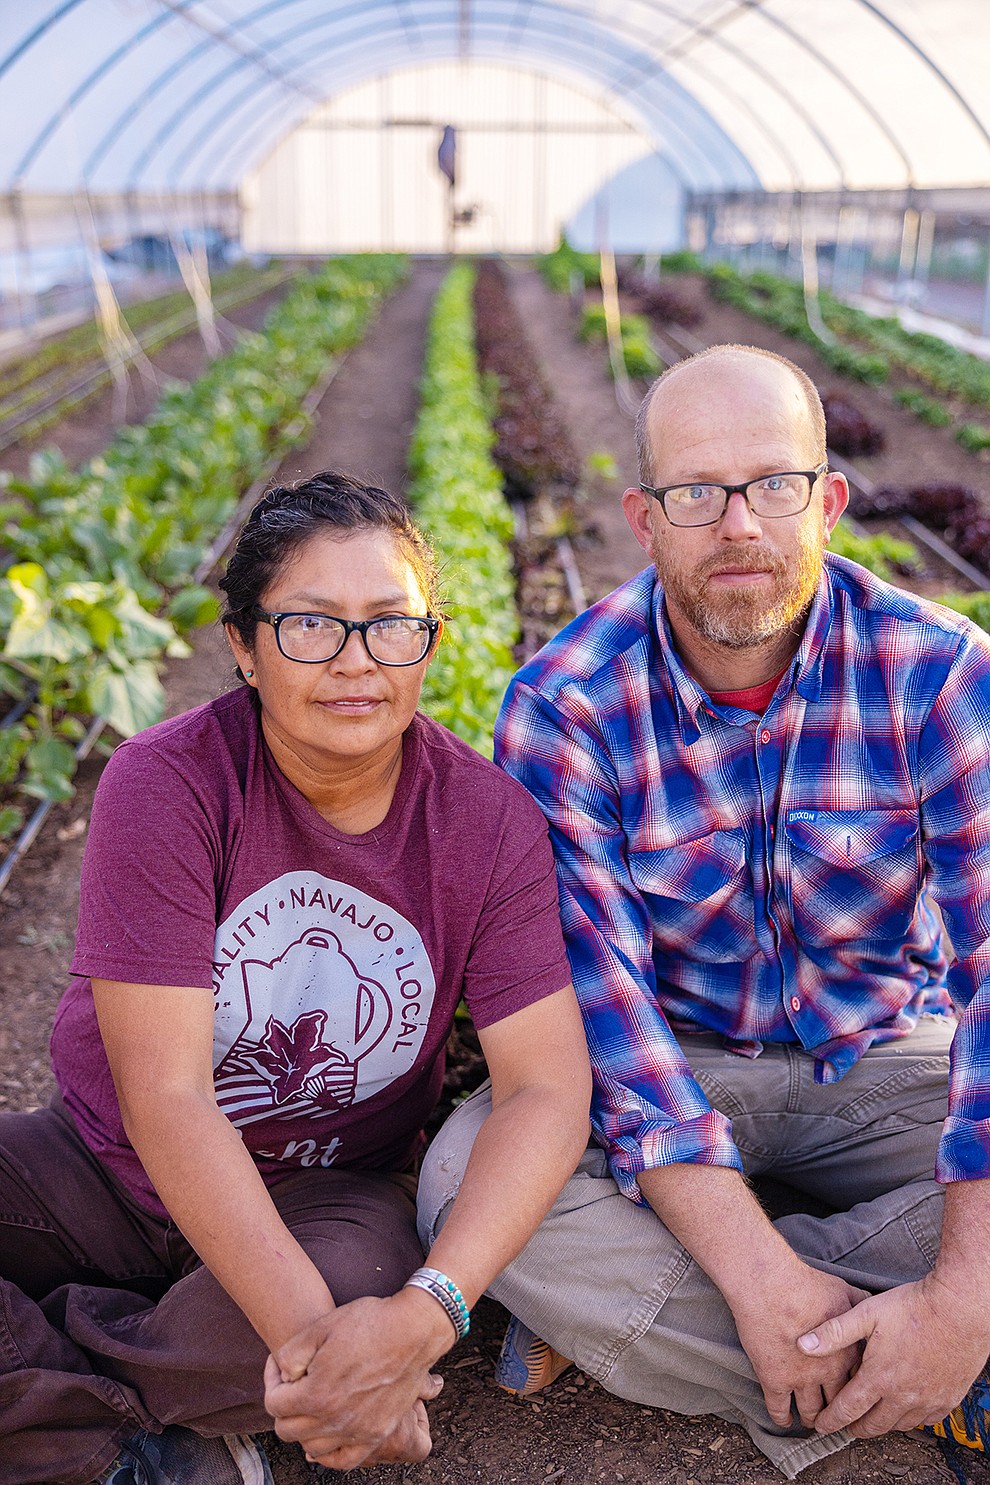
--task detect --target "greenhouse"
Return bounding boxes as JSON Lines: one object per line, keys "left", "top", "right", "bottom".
{"left": 3, "top": 5, "right": 990, "bottom": 1484}
{"left": 4, "top": 1, "right": 990, "bottom": 291}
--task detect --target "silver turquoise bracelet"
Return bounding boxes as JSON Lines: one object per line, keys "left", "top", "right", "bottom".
{"left": 404, "top": 1266, "right": 471, "bottom": 1341}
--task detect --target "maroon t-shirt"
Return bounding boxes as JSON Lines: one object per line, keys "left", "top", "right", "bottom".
{"left": 55, "top": 688, "right": 571, "bottom": 1216}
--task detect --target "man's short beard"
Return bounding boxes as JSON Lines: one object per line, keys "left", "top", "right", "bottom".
{"left": 652, "top": 527, "right": 825, "bottom": 652}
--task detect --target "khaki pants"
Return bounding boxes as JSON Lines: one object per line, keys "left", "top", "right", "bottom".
{"left": 417, "top": 1015, "right": 952, "bottom": 1478}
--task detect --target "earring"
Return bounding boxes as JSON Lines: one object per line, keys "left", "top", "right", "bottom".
{"left": 244, "top": 669, "right": 254, "bottom": 679}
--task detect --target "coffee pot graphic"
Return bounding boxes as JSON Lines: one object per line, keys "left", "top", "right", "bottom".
{"left": 217, "top": 927, "right": 393, "bottom": 1122}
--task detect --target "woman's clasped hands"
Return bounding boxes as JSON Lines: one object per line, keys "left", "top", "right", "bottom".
{"left": 263, "top": 1288, "right": 453, "bottom": 1470}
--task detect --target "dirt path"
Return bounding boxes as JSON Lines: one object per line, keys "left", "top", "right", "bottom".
{"left": 0, "top": 262, "right": 978, "bottom": 1485}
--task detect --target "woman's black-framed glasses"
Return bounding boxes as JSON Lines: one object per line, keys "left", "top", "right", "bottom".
{"left": 252, "top": 608, "right": 440, "bottom": 666}
{"left": 640, "top": 462, "right": 828, "bottom": 527}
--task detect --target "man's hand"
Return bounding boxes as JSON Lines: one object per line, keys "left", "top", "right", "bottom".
{"left": 636, "top": 1163, "right": 867, "bottom": 1430}
{"left": 729, "top": 1258, "right": 868, "bottom": 1428}
{"left": 263, "top": 1289, "right": 449, "bottom": 1470}
{"left": 798, "top": 1273, "right": 989, "bottom": 1437}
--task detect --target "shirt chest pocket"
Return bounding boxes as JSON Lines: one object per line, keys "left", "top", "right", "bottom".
{"left": 783, "top": 809, "right": 921, "bottom": 947}
{"left": 628, "top": 828, "right": 755, "bottom": 963}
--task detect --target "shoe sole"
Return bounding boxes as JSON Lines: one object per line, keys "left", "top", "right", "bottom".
{"left": 496, "top": 1332, "right": 573, "bottom": 1397}
{"left": 223, "top": 1436, "right": 275, "bottom": 1485}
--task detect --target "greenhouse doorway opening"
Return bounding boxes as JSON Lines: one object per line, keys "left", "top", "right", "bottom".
{"left": 240, "top": 60, "right": 682, "bottom": 255}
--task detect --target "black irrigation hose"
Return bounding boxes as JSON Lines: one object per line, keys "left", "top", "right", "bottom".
{"left": 0, "top": 715, "right": 105, "bottom": 898}
{"left": 509, "top": 497, "right": 588, "bottom": 637}
{"left": 0, "top": 683, "right": 38, "bottom": 731}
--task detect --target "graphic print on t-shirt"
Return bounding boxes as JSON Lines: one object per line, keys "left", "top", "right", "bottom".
{"left": 211, "top": 872, "right": 436, "bottom": 1130}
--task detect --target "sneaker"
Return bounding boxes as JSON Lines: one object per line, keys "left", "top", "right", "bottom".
{"left": 96, "top": 1427, "right": 273, "bottom": 1485}
{"left": 494, "top": 1314, "right": 574, "bottom": 1396}
{"left": 920, "top": 1372, "right": 985, "bottom": 1479}
{"left": 919, "top": 1368, "right": 990, "bottom": 1454}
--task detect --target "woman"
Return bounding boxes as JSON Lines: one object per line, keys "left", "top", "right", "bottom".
{"left": 0, "top": 471, "right": 591, "bottom": 1485}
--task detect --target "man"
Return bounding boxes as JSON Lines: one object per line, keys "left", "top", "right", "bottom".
{"left": 417, "top": 344, "right": 990, "bottom": 1478}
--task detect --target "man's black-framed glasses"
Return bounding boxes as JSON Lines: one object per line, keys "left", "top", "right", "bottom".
{"left": 640, "top": 462, "right": 828, "bottom": 528}
{"left": 253, "top": 608, "right": 440, "bottom": 666}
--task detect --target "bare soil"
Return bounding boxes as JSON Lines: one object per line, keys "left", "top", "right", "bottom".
{"left": 1, "top": 260, "right": 986, "bottom": 1485}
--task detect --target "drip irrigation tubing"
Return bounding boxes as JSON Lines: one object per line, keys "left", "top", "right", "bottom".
{"left": 0, "top": 682, "right": 38, "bottom": 732}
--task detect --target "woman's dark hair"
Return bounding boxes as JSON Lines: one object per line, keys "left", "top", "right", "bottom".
{"left": 219, "top": 470, "right": 444, "bottom": 655}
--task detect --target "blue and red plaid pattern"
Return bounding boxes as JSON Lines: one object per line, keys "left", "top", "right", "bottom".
{"left": 495, "top": 555, "right": 990, "bottom": 1200}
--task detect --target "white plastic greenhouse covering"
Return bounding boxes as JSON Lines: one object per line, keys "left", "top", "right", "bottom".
{"left": 2, "top": 0, "right": 990, "bottom": 260}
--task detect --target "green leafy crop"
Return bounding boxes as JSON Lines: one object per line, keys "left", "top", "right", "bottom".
{"left": 407, "top": 264, "right": 518, "bottom": 756}
{"left": 538, "top": 235, "right": 602, "bottom": 293}
{"left": 0, "top": 255, "right": 407, "bottom": 839}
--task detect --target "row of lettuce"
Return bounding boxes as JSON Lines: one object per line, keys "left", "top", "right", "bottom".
{"left": 705, "top": 264, "right": 990, "bottom": 452}
{"left": 408, "top": 263, "right": 517, "bottom": 754}
{"left": 1, "top": 261, "right": 292, "bottom": 436}
{"left": 0, "top": 256, "right": 407, "bottom": 838}
{"left": 415, "top": 257, "right": 914, "bottom": 705}
{"left": 540, "top": 237, "right": 990, "bottom": 450}
{"left": 415, "top": 250, "right": 990, "bottom": 676}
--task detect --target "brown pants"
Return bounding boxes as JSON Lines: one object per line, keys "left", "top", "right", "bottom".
{"left": 0, "top": 1098, "right": 424, "bottom": 1485}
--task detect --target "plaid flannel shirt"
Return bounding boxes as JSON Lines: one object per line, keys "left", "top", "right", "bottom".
{"left": 494, "top": 554, "right": 990, "bottom": 1201}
